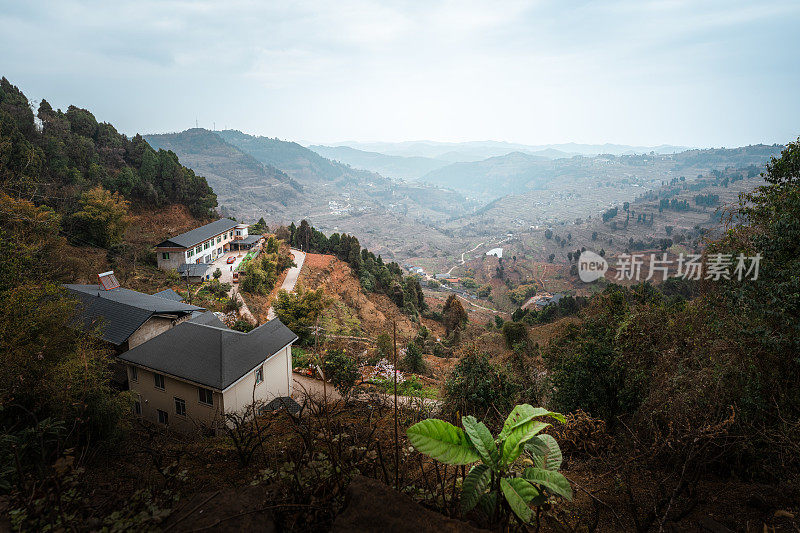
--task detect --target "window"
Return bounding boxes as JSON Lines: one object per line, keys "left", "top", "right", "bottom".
{"left": 130, "top": 366, "right": 138, "bottom": 382}
{"left": 229, "top": 231, "right": 234, "bottom": 238}
{"left": 255, "top": 365, "right": 264, "bottom": 384}
{"left": 157, "top": 409, "right": 168, "bottom": 425}
{"left": 154, "top": 373, "right": 165, "bottom": 390}
{"left": 134, "top": 396, "right": 142, "bottom": 415}
{"left": 198, "top": 387, "right": 213, "bottom": 406}
{"left": 186, "top": 250, "right": 191, "bottom": 259}
{"left": 161, "top": 252, "right": 170, "bottom": 260}
{"left": 204, "top": 242, "right": 209, "bottom": 250}
{"left": 196, "top": 246, "right": 201, "bottom": 255}
{"left": 174, "top": 397, "right": 186, "bottom": 417}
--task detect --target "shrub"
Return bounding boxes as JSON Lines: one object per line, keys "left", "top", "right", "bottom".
{"left": 501, "top": 321, "right": 529, "bottom": 350}
{"left": 231, "top": 319, "right": 255, "bottom": 332}
{"left": 322, "top": 348, "right": 360, "bottom": 396}
{"left": 444, "top": 348, "right": 518, "bottom": 423}
{"left": 274, "top": 286, "right": 327, "bottom": 345}
{"left": 402, "top": 341, "right": 426, "bottom": 373}
{"left": 407, "top": 405, "right": 571, "bottom": 526}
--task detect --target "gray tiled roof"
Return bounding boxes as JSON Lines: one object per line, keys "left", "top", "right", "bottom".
{"left": 239, "top": 234, "right": 262, "bottom": 245}
{"left": 153, "top": 288, "right": 184, "bottom": 302}
{"left": 118, "top": 318, "right": 298, "bottom": 390}
{"left": 65, "top": 285, "right": 203, "bottom": 346}
{"left": 265, "top": 396, "right": 302, "bottom": 415}
{"left": 189, "top": 311, "right": 228, "bottom": 328}
{"left": 177, "top": 263, "right": 212, "bottom": 276}
{"left": 156, "top": 219, "right": 238, "bottom": 249}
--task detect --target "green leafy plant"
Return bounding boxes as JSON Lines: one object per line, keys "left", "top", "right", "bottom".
{"left": 406, "top": 404, "right": 571, "bottom": 525}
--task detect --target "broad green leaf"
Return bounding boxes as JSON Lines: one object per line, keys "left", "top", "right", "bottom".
{"left": 525, "top": 434, "right": 563, "bottom": 471}
{"left": 461, "top": 463, "right": 491, "bottom": 514}
{"left": 462, "top": 415, "right": 499, "bottom": 467}
{"left": 407, "top": 419, "right": 481, "bottom": 465}
{"left": 499, "top": 405, "right": 566, "bottom": 441}
{"left": 502, "top": 420, "right": 550, "bottom": 466}
{"left": 523, "top": 467, "right": 573, "bottom": 501}
{"left": 500, "top": 477, "right": 538, "bottom": 523}
{"left": 476, "top": 491, "right": 498, "bottom": 520}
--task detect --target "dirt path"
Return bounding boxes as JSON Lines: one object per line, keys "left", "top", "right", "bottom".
{"left": 267, "top": 249, "right": 306, "bottom": 320}
{"left": 230, "top": 287, "right": 255, "bottom": 323}
{"left": 446, "top": 241, "right": 484, "bottom": 275}
{"left": 455, "top": 294, "right": 504, "bottom": 315}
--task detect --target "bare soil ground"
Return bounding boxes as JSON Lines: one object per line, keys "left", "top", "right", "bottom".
{"left": 297, "top": 253, "right": 444, "bottom": 342}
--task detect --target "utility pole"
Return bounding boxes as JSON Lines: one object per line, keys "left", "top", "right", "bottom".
{"left": 393, "top": 320, "right": 399, "bottom": 490}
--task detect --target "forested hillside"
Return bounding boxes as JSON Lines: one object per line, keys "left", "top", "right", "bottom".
{"left": 145, "top": 128, "right": 304, "bottom": 216}
{"left": 0, "top": 78, "right": 217, "bottom": 225}
{"left": 218, "top": 129, "right": 388, "bottom": 187}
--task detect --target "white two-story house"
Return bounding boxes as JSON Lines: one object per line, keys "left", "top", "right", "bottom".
{"left": 155, "top": 219, "right": 239, "bottom": 271}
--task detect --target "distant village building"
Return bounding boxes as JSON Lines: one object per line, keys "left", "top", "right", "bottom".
{"left": 120, "top": 315, "right": 297, "bottom": 434}
{"left": 521, "top": 292, "right": 565, "bottom": 311}
{"left": 486, "top": 247, "right": 503, "bottom": 258}
{"left": 155, "top": 219, "right": 239, "bottom": 270}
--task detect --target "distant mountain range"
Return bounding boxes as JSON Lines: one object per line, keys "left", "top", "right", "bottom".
{"left": 419, "top": 144, "right": 784, "bottom": 201}
{"left": 319, "top": 140, "right": 692, "bottom": 162}
{"left": 142, "top": 129, "right": 472, "bottom": 256}
{"left": 217, "top": 130, "right": 389, "bottom": 188}
{"left": 308, "top": 145, "right": 450, "bottom": 180}
{"left": 306, "top": 140, "right": 694, "bottom": 181}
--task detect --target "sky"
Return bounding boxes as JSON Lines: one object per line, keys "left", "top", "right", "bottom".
{"left": 1, "top": 0, "right": 798, "bottom": 148}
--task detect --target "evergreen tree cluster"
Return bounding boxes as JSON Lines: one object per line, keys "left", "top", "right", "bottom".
{"left": 286, "top": 219, "right": 427, "bottom": 316}
{"left": 0, "top": 77, "right": 217, "bottom": 225}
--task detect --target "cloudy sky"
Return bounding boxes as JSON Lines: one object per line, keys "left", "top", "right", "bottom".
{"left": 1, "top": 0, "right": 798, "bottom": 147}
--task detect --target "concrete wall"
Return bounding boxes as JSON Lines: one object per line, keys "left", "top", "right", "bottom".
{"left": 127, "top": 365, "right": 224, "bottom": 432}
{"left": 222, "top": 345, "right": 292, "bottom": 414}
{"left": 156, "top": 250, "right": 187, "bottom": 271}
{"left": 129, "top": 316, "right": 177, "bottom": 350}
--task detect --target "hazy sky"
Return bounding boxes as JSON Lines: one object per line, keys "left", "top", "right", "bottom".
{"left": 1, "top": 0, "right": 798, "bottom": 147}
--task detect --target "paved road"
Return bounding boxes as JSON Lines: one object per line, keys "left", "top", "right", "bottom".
{"left": 268, "top": 249, "right": 306, "bottom": 320}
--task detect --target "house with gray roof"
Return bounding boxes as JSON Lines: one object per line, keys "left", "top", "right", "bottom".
{"left": 65, "top": 282, "right": 203, "bottom": 351}
{"left": 177, "top": 262, "right": 213, "bottom": 283}
{"left": 155, "top": 218, "right": 239, "bottom": 271}
{"left": 119, "top": 316, "right": 298, "bottom": 433}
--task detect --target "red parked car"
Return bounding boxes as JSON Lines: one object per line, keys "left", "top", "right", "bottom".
{"left": 226, "top": 256, "right": 236, "bottom": 264}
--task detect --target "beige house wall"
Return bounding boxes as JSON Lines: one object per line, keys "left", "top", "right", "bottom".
{"left": 125, "top": 342, "right": 293, "bottom": 434}
{"left": 156, "top": 250, "right": 187, "bottom": 271}
{"left": 127, "top": 366, "right": 224, "bottom": 432}
{"left": 222, "top": 345, "right": 292, "bottom": 413}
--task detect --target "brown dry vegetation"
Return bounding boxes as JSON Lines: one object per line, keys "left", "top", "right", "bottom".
{"left": 297, "top": 253, "right": 444, "bottom": 340}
